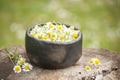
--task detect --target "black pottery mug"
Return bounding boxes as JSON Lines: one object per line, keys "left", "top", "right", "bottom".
{"left": 25, "top": 23, "right": 82, "bottom": 69}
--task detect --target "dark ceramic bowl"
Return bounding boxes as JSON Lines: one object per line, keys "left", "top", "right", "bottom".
{"left": 25, "top": 23, "right": 82, "bottom": 69}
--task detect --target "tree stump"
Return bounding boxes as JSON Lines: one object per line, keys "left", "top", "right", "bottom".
{"left": 0, "top": 46, "right": 120, "bottom": 80}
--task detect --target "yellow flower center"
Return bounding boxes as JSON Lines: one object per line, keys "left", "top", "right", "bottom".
{"left": 60, "top": 35, "right": 64, "bottom": 40}
{"left": 58, "top": 25, "right": 63, "bottom": 30}
{"left": 38, "top": 34, "right": 42, "bottom": 39}
{"left": 44, "top": 35, "right": 49, "bottom": 40}
{"left": 73, "top": 33, "right": 78, "bottom": 39}
{"left": 89, "top": 59, "right": 94, "bottom": 64}
{"left": 49, "top": 24, "right": 53, "bottom": 28}
{"left": 95, "top": 59, "right": 100, "bottom": 65}
{"left": 25, "top": 65, "right": 30, "bottom": 70}
{"left": 51, "top": 33, "right": 56, "bottom": 38}
{"left": 15, "top": 66, "right": 20, "bottom": 71}
{"left": 47, "top": 32, "right": 51, "bottom": 36}
{"left": 20, "top": 59, "right": 25, "bottom": 65}
{"left": 85, "top": 66, "right": 91, "bottom": 71}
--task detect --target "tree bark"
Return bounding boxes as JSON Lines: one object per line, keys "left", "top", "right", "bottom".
{"left": 0, "top": 46, "right": 120, "bottom": 80}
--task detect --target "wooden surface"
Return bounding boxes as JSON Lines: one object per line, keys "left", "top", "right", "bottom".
{"left": 0, "top": 46, "right": 120, "bottom": 80}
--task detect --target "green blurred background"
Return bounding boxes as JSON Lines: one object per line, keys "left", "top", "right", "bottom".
{"left": 0, "top": 0, "right": 120, "bottom": 52}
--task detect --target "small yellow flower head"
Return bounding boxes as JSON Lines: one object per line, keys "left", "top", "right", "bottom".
{"left": 51, "top": 33, "right": 57, "bottom": 38}
{"left": 95, "top": 59, "right": 100, "bottom": 65}
{"left": 51, "top": 33, "right": 57, "bottom": 41}
{"left": 43, "top": 35, "right": 49, "bottom": 40}
{"left": 72, "top": 33, "right": 78, "bottom": 39}
{"left": 85, "top": 66, "right": 91, "bottom": 71}
{"left": 89, "top": 58, "right": 101, "bottom": 65}
{"left": 22, "top": 63, "right": 33, "bottom": 72}
{"left": 49, "top": 24, "right": 53, "bottom": 28}
{"left": 46, "top": 31, "right": 51, "bottom": 36}
{"left": 13, "top": 65, "right": 21, "bottom": 73}
{"left": 59, "top": 35, "right": 65, "bottom": 40}
{"left": 57, "top": 25, "right": 63, "bottom": 30}
{"left": 31, "top": 33, "right": 36, "bottom": 37}
{"left": 17, "top": 57, "right": 25, "bottom": 65}
{"left": 37, "top": 34, "right": 42, "bottom": 40}
{"left": 89, "top": 58, "right": 95, "bottom": 64}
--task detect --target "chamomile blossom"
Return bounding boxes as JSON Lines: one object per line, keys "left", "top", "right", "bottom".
{"left": 85, "top": 66, "right": 91, "bottom": 71}
{"left": 89, "top": 58, "right": 101, "bottom": 65}
{"left": 46, "top": 22, "right": 54, "bottom": 29}
{"left": 57, "top": 25, "right": 63, "bottom": 31}
{"left": 94, "top": 59, "right": 100, "bottom": 65}
{"left": 89, "top": 58, "right": 95, "bottom": 64}
{"left": 72, "top": 32, "right": 78, "bottom": 39}
{"left": 43, "top": 35, "right": 49, "bottom": 40}
{"left": 37, "top": 33, "right": 42, "bottom": 40}
{"left": 22, "top": 63, "right": 33, "bottom": 72}
{"left": 51, "top": 33, "right": 57, "bottom": 41}
{"left": 46, "top": 30, "right": 51, "bottom": 36}
{"left": 17, "top": 57, "right": 26, "bottom": 66}
{"left": 13, "top": 65, "right": 21, "bottom": 73}
{"left": 59, "top": 35, "right": 65, "bottom": 40}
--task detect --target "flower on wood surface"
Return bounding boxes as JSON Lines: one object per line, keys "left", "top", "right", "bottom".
{"left": 85, "top": 66, "right": 91, "bottom": 71}
{"left": 22, "top": 63, "right": 33, "bottom": 72}
{"left": 8, "top": 52, "right": 33, "bottom": 73}
{"left": 89, "top": 58, "right": 101, "bottom": 65}
{"left": 17, "top": 57, "right": 26, "bottom": 66}
{"left": 13, "top": 65, "right": 21, "bottom": 73}
{"left": 85, "top": 58, "right": 101, "bottom": 71}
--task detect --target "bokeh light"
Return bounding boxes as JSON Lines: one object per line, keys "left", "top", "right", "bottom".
{"left": 0, "top": 0, "right": 120, "bottom": 52}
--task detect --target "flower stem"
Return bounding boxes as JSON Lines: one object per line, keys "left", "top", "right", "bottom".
{"left": 8, "top": 54, "right": 15, "bottom": 65}
{"left": 5, "top": 48, "right": 15, "bottom": 66}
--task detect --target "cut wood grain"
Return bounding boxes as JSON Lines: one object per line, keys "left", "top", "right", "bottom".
{"left": 0, "top": 46, "right": 120, "bottom": 80}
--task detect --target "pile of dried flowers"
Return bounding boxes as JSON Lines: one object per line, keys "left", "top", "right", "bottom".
{"left": 30, "top": 22, "right": 80, "bottom": 42}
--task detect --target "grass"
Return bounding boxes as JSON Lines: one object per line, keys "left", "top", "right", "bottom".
{"left": 0, "top": 0, "right": 120, "bottom": 52}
